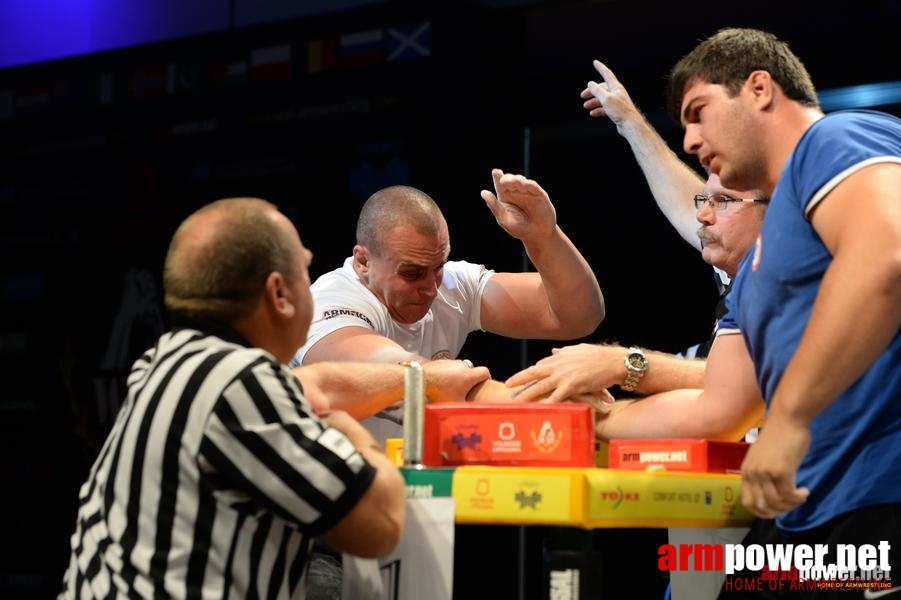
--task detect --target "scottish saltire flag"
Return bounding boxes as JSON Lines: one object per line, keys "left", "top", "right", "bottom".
{"left": 387, "top": 22, "right": 431, "bottom": 62}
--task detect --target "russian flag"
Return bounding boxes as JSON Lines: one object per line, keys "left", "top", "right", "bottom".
{"left": 338, "top": 29, "right": 384, "bottom": 69}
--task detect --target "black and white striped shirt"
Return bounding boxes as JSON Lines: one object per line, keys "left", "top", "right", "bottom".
{"left": 61, "top": 322, "right": 376, "bottom": 599}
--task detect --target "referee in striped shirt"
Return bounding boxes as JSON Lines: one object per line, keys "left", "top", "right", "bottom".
{"left": 60, "top": 197, "right": 408, "bottom": 599}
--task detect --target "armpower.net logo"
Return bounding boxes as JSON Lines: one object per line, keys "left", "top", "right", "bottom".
{"left": 657, "top": 541, "right": 893, "bottom": 594}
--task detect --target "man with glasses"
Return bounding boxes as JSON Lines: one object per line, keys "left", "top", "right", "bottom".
{"left": 505, "top": 61, "right": 768, "bottom": 600}
{"left": 526, "top": 31, "right": 901, "bottom": 599}
{"left": 508, "top": 61, "right": 768, "bottom": 405}
{"left": 664, "top": 29, "right": 901, "bottom": 598}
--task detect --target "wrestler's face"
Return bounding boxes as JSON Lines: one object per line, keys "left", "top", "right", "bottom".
{"left": 355, "top": 221, "right": 450, "bottom": 324}
{"left": 695, "top": 173, "right": 766, "bottom": 278}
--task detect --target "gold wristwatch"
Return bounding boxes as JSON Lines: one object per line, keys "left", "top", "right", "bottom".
{"left": 621, "top": 346, "right": 649, "bottom": 392}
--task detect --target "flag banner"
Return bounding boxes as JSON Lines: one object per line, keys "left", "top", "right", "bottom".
{"left": 127, "top": 66, "right": 166, "bottom": 100}
{"left": 166, "top": 61, "right": 204, "bottom": 95}
{"left": 338, "top": 29, "right": 384, "bottom": 69}
{"left": 387, "top": 22, "right": 432, "bottom": 62}
{"left": 250, "top": 44, "right": 292, "bottom": 81}
{"left": 208, "top": 60, "right": 247, "bottom": 87}
{"left": 14, "top": 83, "right": 51, "bottom": 108}
{"left": 307, "top": 37, "right": 337, "bottom": 74}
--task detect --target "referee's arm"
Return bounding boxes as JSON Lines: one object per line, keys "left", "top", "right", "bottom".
{"left": 319, "top": 409, "right": 406, "bottom": 557}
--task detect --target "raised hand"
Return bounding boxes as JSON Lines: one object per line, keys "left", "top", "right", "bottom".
{"left": 580, "top": 60, "right": 642, "bottom": 128}
{"left": 481, "top": 168, "right": 557, "bottom": 243}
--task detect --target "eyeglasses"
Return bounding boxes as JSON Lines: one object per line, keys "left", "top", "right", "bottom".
{"left": 693, "top": 193, "right": 764, "bottom": 211}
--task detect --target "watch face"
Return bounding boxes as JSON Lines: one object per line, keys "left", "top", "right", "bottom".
{"left": 627, "top": 353, "right": 648, "bottom": 370}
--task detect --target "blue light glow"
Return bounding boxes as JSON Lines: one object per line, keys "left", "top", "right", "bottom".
{"left": 0, "top": 0, "right": 385, "bottom": 71}
{"left": 0, "top": 0, "right": 228, "bottom": 70}
{"left": 819, "top": 81, "right": 901, "bottom": 111}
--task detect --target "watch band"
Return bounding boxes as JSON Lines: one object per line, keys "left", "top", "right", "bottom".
{"left": 621, "top": 347, "right": 648, "bottom": 392}
{"left": 622, "top": 369, "right": 643, "bottom": 392}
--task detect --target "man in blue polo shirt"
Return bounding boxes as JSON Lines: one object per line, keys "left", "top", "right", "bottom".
{"left": 627, "top": 27, "right": 901, "bottom": 599}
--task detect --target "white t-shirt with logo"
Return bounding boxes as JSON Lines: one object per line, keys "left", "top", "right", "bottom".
{"left": 294, "top": 257, "right": 494, "bottom": 364}
{"left": 292, "top": 257, "right": 495, "bottom": 441}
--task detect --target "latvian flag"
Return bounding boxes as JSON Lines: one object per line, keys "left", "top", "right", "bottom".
{"left": 250, "top": 45, "right": 293, "bottom": 82}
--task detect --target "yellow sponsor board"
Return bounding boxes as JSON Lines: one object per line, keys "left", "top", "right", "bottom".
{"left": 452, "top": 466, "right": 585, "bottom": 525}
{"left": 584, "top": 469, "right": 754, "bottom": 528}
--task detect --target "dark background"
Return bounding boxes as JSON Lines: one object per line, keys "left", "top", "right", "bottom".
{"left": 2, "top": 0, "right": 900, "bottom": 597}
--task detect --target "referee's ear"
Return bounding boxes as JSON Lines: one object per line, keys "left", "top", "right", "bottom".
{"left": 265, "top": 271, "right": 296, "bottom": 319}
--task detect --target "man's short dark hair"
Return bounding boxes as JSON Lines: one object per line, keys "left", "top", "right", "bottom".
{"left": 164, "top": 197, "right": 296, "bottom": 322}
{"left": 356, "top": 186, "right": 444, "bottom": 256}
{"left": 667, "top": 28, "right": 819, "bottom": 121}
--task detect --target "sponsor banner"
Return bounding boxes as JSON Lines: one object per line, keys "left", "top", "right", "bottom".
{"left": 394, "top": 466, "right": 754, "bottom": 528}
{"left": 423, "top": 402, "right": 595, "bottom": 467}
{"left": 402, "top": 466, "right": 454, "bottom": 498}
{"left": 585, "top": 469, "right": 752, "bottom": 528}
{"left": 608, "top": 438, "right": 749, "bottom": 473}
{"left": 451, "top": 466, "right": 584, "bottom": 525}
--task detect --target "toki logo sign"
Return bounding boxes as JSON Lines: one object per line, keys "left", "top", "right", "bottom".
{"left": 598, "top": 487, "right": 640, "bottom": 509}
